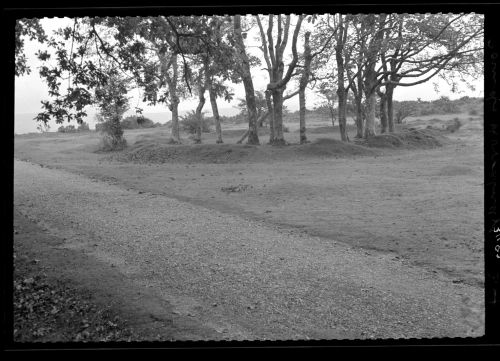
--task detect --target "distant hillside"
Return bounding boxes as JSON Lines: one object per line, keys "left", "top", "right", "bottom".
{"left": 15, "top": 97, "right": 481, "bottom": 134}
{"left": 15, "top": 106, "right": 242, "bottom": 134}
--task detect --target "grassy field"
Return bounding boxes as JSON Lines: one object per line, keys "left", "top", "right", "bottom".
{"left": 14, "top": 113, "right": 484, "bottom": 288}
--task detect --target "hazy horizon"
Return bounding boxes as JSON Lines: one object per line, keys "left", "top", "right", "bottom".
{"left": 14, "top": 107, "right": 243, "bottom": 134}
{"left": 14, "top": 95, "right": 484, "bottom": 135}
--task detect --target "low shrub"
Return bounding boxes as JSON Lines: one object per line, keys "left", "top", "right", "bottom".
{"left": 77, "top": 122, "right": 90, "bottom": 131}
{"left": 98, "top": 135, "right": 127, "bottom": 151}
{"left": 180, "top": 111, "right": 212, "bottom": 134}
{"left": 57, "top": 125, "right": 77, "bottom": 133}
{"left": 446, "top": 118, "right": 462, "bottom": 133}
{"left": 121, "top": 115, "right": 156, "bottom": 129}
{"left": 58, "top": 123, "right": 90, "bottom": 133}
{"left": 96, "top": 117, "right": 127, "bottom": 151}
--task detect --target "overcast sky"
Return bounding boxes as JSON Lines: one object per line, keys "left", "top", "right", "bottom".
{"left": 14, "top": 16, "right": 484, "bottom": 133}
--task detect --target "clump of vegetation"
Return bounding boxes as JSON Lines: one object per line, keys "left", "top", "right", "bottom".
{"left": 57, "top": 125, "right": 77, "bottom": 133}
{"left": 392, "top": 96, "right": 473, "bottom": 118}
{"left": 394, "top": 101, "right": 418, "bottom": 124}
{"left": 58, "top": 122, "right": 90, "bottom": 133}
{"left": 94, "top": 73, "right": 131, "bottom": 151}
{"left": 77, "top": 122, "right": 90, "bottom": 131}
{"left": 121, "top": 115, "right": 158, "bottom": 129}
{"left": 180, "top": 110, "right": 212, "bottom": 134}
{"left": 446, "top": 118, "right": 462, "bottom": 133}
{"left": 13, "top": 252, "right": 135, "bottom": 342}
{"left": 221, "top": 184, "right": 253, "bottom": 193}
{"left": 97, "top": 116, "right": 127, "bottom": 151}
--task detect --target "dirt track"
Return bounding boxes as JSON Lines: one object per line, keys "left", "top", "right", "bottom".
{"left": 13, "top": 159, "right": 484, "bottom": 340}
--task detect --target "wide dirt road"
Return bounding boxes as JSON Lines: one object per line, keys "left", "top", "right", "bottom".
{"left": 14, "top": 159, "right": 484, "bottom": 340}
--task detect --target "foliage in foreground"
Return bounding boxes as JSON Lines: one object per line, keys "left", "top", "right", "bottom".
{"left": 14, "top": 253, "right": 134, "bottom": 342}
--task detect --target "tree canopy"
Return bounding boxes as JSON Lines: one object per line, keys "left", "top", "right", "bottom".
{"left": 15, "top": 13, "right": 484, "bottom": 144}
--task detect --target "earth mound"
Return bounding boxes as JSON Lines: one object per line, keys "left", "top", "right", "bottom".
{"left": 357, "top": 129, "right": 446, "bottom": 149}
{"left": 109, "top": 137, "right": 379, "bottom": 164}
{"left": 296, "top": 138, "right": 378, "bottom": 157}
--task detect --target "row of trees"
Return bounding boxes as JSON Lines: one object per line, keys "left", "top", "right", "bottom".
{"left": 15, "top": 13, "right": 483, "bottom": 148}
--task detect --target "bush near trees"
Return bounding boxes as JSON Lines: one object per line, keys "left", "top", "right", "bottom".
{"left": 120, "top": 115, "right": 157, "bottom": 129}
{"left": 58, "top": 123, "right": 90, "bottom": 133}
{"left": 180, "top": 110, "right": 212, "bottom": 134}
{"left": 391, "top": 97, "right": 476, "bottom": 120}
{"left": 57, "top": 125, "right": 76, "bottom": 133}
{"left": 77, "top": 122, "right": 90, "bottom": 131}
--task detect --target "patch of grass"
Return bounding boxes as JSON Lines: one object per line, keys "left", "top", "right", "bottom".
{"left": 306, "top": 124, "right": 357, "bottom": 134}
{"left": 435, "top": 165, "right": 474, "bottom": 176}
{"left": 445, "top": 118, "right": 462, "bottom": 133}
{"left": 307, "top": 126, "right": 335, "bottom": 134}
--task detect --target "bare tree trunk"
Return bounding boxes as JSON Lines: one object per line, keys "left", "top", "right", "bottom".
{"left": 351, "top": 71, "right": 364, "bottom": 139}
{"left": 377, "top": 89, "right": 388, "bottom": 134}
{"left": 362, "top": 55, "right": 379, "bottom": 139}
{"left": 236, "top": 129, "right": 249, "bottom": 144}
{"left": 194, "top": 80, "right": 206, "bottom": 144}
{"left": 258, "top": 111, "right": 268, "bottom": 127}
{"left": 256, "top": 14, "right": 303, "bottom": 146}
{"left": 168, "top": 95, "right": 180, "bottom": 143}
{"left": 364, "top": 90, "right": 377, "bottom": 138}
{"left": 271, "top": 89, "right": 286, "bottom": 145}
{"left": 237, "top": 111, "right": 269, "bottom": 144}
{"left": 298, "top": 31, "right": 312, "bottom": 144}
{"left": 299, "top": 88, "right": 307, "bottom": 144}
{"left": 334, "top": 18, "right": 350, "bottom": 142}
{"left": 362, "top": 14, "right": 386, "bottom": 139}
{"left": 265, "top": 89, "right": 275, "bottom": 143}
{"left": 171, "top": 102, "right": 180, "bottom": 142}
{"left": 257, "top": 111, "right": 269, "bottom": 128}
{"left": 206, "top": 74, "right": 223, "bottom": 144}
{"left": 337, "top": 90, "right": 350, "bottom": 142}
{"left": 386, "top": 84, "right": 395, "bottom": 133}
{"left": 355, "top": 97, "right": 363, "bottom": 138}
{"left": 233, "top": 15, "right": 260, "bottom": 145}
{"left": 167, "top": 54, "right": 181, "bottom": 143}
{"left": 330, "top": 108, "right": 336, "bottom": 127}
{"left": 209, "top": 89, "right": 223, "bottom": 143}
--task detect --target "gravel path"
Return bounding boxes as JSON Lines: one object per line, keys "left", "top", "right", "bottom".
{"left": 13, "top": 159, "right": 484, "bottom": 340}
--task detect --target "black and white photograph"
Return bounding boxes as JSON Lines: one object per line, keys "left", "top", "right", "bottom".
{"left": 7, "top": 3, "right": 494, "bottom": 347}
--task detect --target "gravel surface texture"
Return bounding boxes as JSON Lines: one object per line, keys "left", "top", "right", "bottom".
{"left": 14, "top": 159, "right": 484, "bottom": 341}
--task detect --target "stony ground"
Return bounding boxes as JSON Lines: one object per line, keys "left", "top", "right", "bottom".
{"left": 12, "top": 115, "right": 485, "bottom": 343}
{"left": 13, "top": 158, "right": 484, "bottom": 341}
